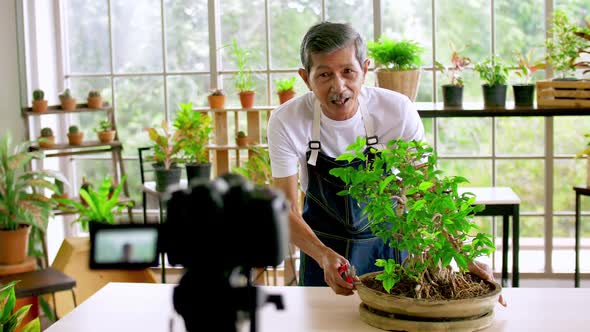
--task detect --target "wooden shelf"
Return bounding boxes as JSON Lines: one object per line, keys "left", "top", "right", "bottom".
{"left": 206, "top": 143, "right": 268, "bottom": 150}
{"left": 22, "top": 103, "right": 113, "bottom": 116}
{"left": 194, "top": 106, "right": 275, "bottom": 112}
{"left": 31, "top": 140, "right": 122, "bottom": 151}
{"left": 416, "top": 102, "right": 590, "bottom": 118}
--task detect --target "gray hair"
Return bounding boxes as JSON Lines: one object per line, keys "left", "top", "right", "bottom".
{"left": 300, "top": 22, "right": 366, "bottom": 73}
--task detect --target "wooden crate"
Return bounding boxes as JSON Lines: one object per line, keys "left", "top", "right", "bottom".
{"left": 537, "top": 80, "right": 590, "bottom": 107}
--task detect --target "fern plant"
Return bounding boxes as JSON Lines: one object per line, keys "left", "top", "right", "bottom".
{"left": 367, "top": 37, "right": 423, "bottom": 71}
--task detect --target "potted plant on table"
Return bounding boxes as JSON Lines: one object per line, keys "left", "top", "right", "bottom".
{"left": 0, "top": 133, "right": 62, "bottom": 265}
{"left": 228, "top": 38, "right": 256, "bottom": 108}
{"left": 367, "top": 37, "right": 423, "bottom": 101}
{"left": 275, "top": 77, "right": 297, "bottom": 105}
{"left": 38, "top": 127, "right": 55, "bottom": 148}
{"left": 474, "top": 55, "right": 509, "bottom": 107}
{"left": 31, "top": 89, "right": 48, "bottom": 113}
{"left": 147, "top": 121, "right": 183, "bottom": 192}
{"left": 0, "top": 281, "right": 41, "bottom": 332}
{"left": 67, "top": 125, "right": 84, "bottom": 145}
{"left": 87, "top": 90, "right": 103, "bottom": 109}
{"left": 59, "top": 89, "right": 77, "bottom": 111}
{"left": 173, "top": 102, "right": 213, "bottom": 182}
{"left": 435, "top": 42, "right": 471, "bottom": 107}
{"left": 329, "top": 137, "right": 501, "bottom": 331}
{"left": 513, "top": 49, "right": 546, "bottom": 107}
{"left": 207, "top": 88, "right": 226, "bottom": 109}
{"left": 95, "top": 119, "right": 116, "bottom": 144}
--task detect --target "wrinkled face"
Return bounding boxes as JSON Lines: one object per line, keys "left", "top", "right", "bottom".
{"left": 299, "top": 45, "right": 369, "bottom": 121}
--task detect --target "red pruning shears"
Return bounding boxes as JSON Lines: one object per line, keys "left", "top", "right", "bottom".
{"left": 338, "top": 264, "right": 357, "bottom": 284}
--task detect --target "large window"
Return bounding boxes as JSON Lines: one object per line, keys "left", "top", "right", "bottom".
{"left": 57, "top": 0, "right": 590, "bottom": 276}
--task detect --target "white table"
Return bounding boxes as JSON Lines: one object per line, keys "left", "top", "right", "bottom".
{"left": 459, "top": 187, "right": 521, "bottom": 287}
{"left": 45, "top": 282, "right": 590, "bottom": 332}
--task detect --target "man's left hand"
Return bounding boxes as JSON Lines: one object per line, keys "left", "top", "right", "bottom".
{"left": 468, "top": 261, "right": 507, "bottom": 307}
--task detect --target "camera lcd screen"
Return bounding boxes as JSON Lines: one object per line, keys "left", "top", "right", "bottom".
{"left": 89, "top": 223, "right": 160, "bottom": 269}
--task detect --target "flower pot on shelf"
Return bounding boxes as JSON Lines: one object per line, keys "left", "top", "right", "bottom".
{"left": 38, "top": 136, "right": 55, "bottom": 148}
{"left": 375, "top": 69, "right": 421, "bottom": 102}
{"left": 513, "top": 84, "right": 535, "bottom": 107}
{"left": 239, "top": 91, "right": 256, "bottom": 108}
{"left": 482, "top": 84, "right": 507, "bottom": 107}
{"left": 153, "top": 164, "right": 182, "bottom": 192}
{"left": 185, "top": 163, "right": 212, "bottom": 183}
{"left": 87, "top": 96, "right": 103, "bottom": 109}
{"left": 278, "top": 90, "right": 296, "bottom": 104}
{"left": 441, "top": 85, "right": 463, "bottom": 107}
{"left": 61, "top": 98, "right": 77, "bottom": 111}
{"left": 67, "top": 132, "right": 84, "bottom": 145}
{"left": 208, "top": 95, "right": 226, "bottom": 109}
{"left": 0, "top": 225, "right": 30, "bottom": 265}
{"left": 98, "top": 130, "right": 116, "bottom": 144}
{"left": 32, "top": 100, "right": 48, "bottom": 113}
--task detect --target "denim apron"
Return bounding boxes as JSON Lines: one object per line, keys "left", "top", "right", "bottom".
{"left": 299, "top": 99, "right": 404, "bottom": 286}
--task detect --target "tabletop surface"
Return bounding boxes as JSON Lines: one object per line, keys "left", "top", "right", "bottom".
{"left": 45, "top": 282, "right": 590, "bottom": 332}
{"left": 459, "top": 187, "right": 521, "bottom": 205}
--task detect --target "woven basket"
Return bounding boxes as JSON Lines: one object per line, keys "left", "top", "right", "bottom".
{"left": 375, "top": 69, "right": 421, "bottom": 101}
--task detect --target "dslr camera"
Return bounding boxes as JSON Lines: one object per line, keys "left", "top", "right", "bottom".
{"left": 89, "top": 173, "right": 290, "bottom": 332}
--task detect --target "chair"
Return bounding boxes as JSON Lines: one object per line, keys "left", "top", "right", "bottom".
{"left": 0, "top": 228, "right": 77, "bottom": 321}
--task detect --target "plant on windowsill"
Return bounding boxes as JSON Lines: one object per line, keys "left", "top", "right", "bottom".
{"left": 367, "top": 37, "right": 423, "bottom": 101}
{"left": 207, "top": 88, "right": 226, "bottom": 109}
{"left": 275, "top": 77, "right": 297, "bottom": 105}
{"left": 95, "top": 119, "right": 116, "bottom": 144}
{"left": 31, "top": 89, "right": 48, "bottom": 113}
{"left": 235, "top": 130, "right": 250, "bottom": 147}
{"left": 474, "top": 55, "right": 509, "bottom": 108}
{"left": 173, "top": 102, "right": 213, "bottom": 182}
{"left": 0, "top": 281, "right": 41, "bottom": 332}
{"left": 228, "top": 38, "right": 256, "bottom": 108}
{"left": 38, "top": 127, "right": 55, "bottom": 148}
{"left": 545, "top": 9, "right": 590, "bottom": 80}
{"left": 87, "top": 90, "right": 103, "bottom": 109}
{"left": 435, "top": 42, "right": 471, "bottom": 107}
{"left": 329, "top": 137, "right": 501, "bottom": 331}
{"left": 513, "top": 49, "right": 546, "bottom": 107}
{"left": 147, "top": 120, "right": 183, "bottom": 192}
{"left": 59, "top": 88, "right": 77, "bottom": 111}
{"left": 232, "top": 146, "right": 271, "bottom": 187}
{"left": 67, "top": 125, "right": 84, "bottom": 145}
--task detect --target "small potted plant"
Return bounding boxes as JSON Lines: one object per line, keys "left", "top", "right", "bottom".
{"left": 513, "top": 49, "right": 546, "bottom": 107}
{"left": 59, "top": 88, "right": 77, "bottom": 111}
{"left": 546, "top": 9, "right": 587, "bottom": 80}
{"left": 367, "top": 37, "right": 423, "bottom": 101}
{"left": 147, "top": 120, "right": 183, "bottom": 192}
{"left": 38, "top": 127, "right": 55, "bottom": 148}
{"left": 87, "top": 90, "right": 103, "bottom": 108}
{"left": 95, "top": 119, "right": 116, "bottom": 144}
{"left": 235, "top": 130, "right": 250, "bottom": 147}
{"left": 0, "top": 281, "right": 41, "bottom": 332}
{"left": 435, "top": 42, "right": 471, "bottom": 107}
{"left": 275, "top": 77, "right": 297, "bottom": 105}
{"left": 329, "top": 137, "right": 501, "bottom": 330}
{"left": 67, "top": 125, "right": 84, "bottom": 145}
{"left": 207, "top": 88, "right": 226, "bottom": 109}
{"left": 474, "top": 55, "right": 509, "bottom": 107}
{"left": 173, "top": 102, "right": 213, "bottom": 182}
{"left": 32, "top": 89, "right": 48, "bottom": 113}
{"left": 232, "top": 147, "right": 271, "bottom": 186}
{"left": 228, "top": 38, "right": 256, "bottom": 108}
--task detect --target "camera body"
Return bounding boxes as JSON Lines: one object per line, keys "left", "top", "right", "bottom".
{"left": 89, "top": 173, "right": 290, "bottom": 332}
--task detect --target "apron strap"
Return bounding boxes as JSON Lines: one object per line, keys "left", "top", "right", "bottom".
{"left": 307, "top": 99, "right": 322, "bottom": 166}
{"left": 359, "top": 103, "right": 386, "bottom": 150}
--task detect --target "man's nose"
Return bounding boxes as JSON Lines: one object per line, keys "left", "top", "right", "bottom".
{"left": 331, "top": 75, "right": 345, "bottom": 91}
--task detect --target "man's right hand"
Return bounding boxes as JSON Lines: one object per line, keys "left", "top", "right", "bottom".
{"left": 319, "top": 249, "right": 355, "bottom": 296}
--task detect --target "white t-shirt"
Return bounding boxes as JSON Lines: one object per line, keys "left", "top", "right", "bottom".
{"left": 267, "top": 86, "right": 425, "bottom": 192}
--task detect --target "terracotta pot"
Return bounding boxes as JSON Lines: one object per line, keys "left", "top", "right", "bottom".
{"left": 61, "top": 98, "right": 77, "bottom": 111}
{"left": 38, "top": 135, "right": 55, "bottom": 148}
{"left": 236, "top": 137, "right": 250, "bottom": 147}
{"left": 32, "top": 100, "right": 48, "bottom": 113}
{"left": 0, "top": 225, "right": 31, "bottom": 265}
{"left": 239, "top": 91, "right": 256, "bottom": 108}
{"left": 87, "top": 96, "right": 103, "bottom": 109}
{"left": 208, "top": 95, "right": 226, "bottom": 109}
{"left": 68, "top": 132, "right": 84, "bottom": 145}
{"left": 278, "top": 90, "right": 296, "bottom": 104}
{"left": 98, "top": 130, "right": 116, "bottom": 144}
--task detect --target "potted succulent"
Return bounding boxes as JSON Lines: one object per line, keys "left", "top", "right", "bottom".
{"left": 95, "top": 119, "right": 116, "bottom": 144}
{"left": 31, "top": 89, "right": 48, "bottom": 113}
{"left": 173, "top": 102, "right": 213, "bottom": 182}
{"left": 546, "top": 9, "right": 587, "bottom": 80}
{"left": 147, "top": 120, "right": 183, "bottom": 192}
{"left": 474, "top": 55, "right": 509, "bottom": 107}
{"left": 329, "top": 137, "right": 501, "bottom": 330}
{"left": 367, "top": 37, "right": 423, "bottom": 101}
{"left": 207, "top": 88, "right": 226, "bottom": 109}
{"left": 67, "top": 125, "right": 84, "bottom": 145}
{"left": 513, "top": 49, "right": 546, "bottom": 107}
{"left": 0, "top": 133, "right": 62, "bottom": 265}
{"left": 435, "top": 42, "right": 471, "bottom": 107}
{"left": 0, "top": 281, "right": 41, "bottom": 332}
{"left": 38, "top": 127, "right": 55, "bottom": 148}
{"left": 275, "top": 77, "right": 296, "bottom": 105}
{"left": 87, "top": 90, "right": 103, "bottom": 109}
{"left": 235, "top": 130, "right": 250, "bottom": 147}
{"left": 59, "top": 88, "right": 77, "bottom": 111}
{"left": 228, "top": 38, "right": 256, "bottom": 108}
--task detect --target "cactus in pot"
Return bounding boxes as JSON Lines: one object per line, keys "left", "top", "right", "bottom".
{"left": 67, "top": 125, "right": 84, "bottom": 145}
{"left": 32, "top": 89, "right": 48, "bottom": 113}
{"left": 87, "top": 89, "right": 103, "bottom": 108}
{"left": 59, "top": 88, "right": 77, "bottom": 111}
{"left": 39, "top": 127, "right": 55, "bottom": 148}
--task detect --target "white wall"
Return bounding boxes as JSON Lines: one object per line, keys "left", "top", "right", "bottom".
{"left": 0, "top": 0, "right": 25, "bottom": 141}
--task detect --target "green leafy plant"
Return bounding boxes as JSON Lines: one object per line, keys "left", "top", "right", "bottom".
{"left": 546, "top": 9, "right": 589, "bottom": 78}
{"left": 32, "top": 89, "right": 44, "bottom": 101}
{"left": 56, "top": 175, "right": 133, "bottom": 231}
{"left": 147, "top": 120, "right": 182, "bottom": 170}
{"left": 367, "top": 37, "right": 423, "bottom": 71}
{"left": 0, "top": 133, "right": 62, "bottom": 232}
{"left": 173, "top": 102, "right": 212, "bottom": 164}
{"left": 95, "top": 119, "right": 112, "bottom": 133}
{"left": 275, "top": 77, "right": 296, "bottom": 93}
{"left": 515, "top": 49, "right": 546, "bottom": 85}
{"left": 0, "top": 281, "right": 41, "bottom": 332}
{"left": 474, "top": 56, "right": 509, "bottom": 86}
{"left": 435, "top": 42, "right": 471, "bottom": 87}
{"left": 227, "top": 38, "right": 254, "bottom": 92}
{"left": 232, "top": 147, "right": 272, "bottom": 186}
{"left": 329, "top": 137, "right": 494, "bottom": 297}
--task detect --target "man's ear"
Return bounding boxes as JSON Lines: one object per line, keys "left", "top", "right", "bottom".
{"left": 299, "top": 68, "right": 312, "bottom": 91}
{"left": 362, "top": 59, "right": 370, "bottom": 83}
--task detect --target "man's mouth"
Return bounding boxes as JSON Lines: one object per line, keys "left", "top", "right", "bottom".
{"left": 330, "top": 95, "right": 352, "bottom": 105}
